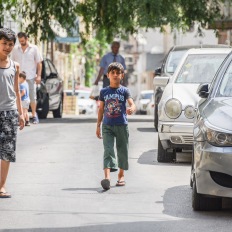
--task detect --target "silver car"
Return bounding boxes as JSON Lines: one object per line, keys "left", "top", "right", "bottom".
{"left": 191, "top": 51, "right": 232, "bottom": 211}
{"left": 154, "top": 48, "right": 232, "bottom": 163}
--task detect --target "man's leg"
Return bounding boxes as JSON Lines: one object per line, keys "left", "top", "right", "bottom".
{"left": 27, "top": 79, "right": 38, "bottom": 123}
{"left": 0, "top": 160, "right": 10, "bottom": 193}
{"left": 30, "top": 101, "right": 37, "bottom": 118}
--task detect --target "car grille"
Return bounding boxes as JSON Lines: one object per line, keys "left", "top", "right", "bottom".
{"left": 210, "top": 171, "right": 232, "bottom": 188}
{"left": 182, "top": 135, "right": 193, "bottom": 144}
{"left": 170, "top": 135, "right": 193, "bottom": 144}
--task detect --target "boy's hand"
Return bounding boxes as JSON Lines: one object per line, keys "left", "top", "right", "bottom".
{"left": 126, "top": 107, "right": 135, "bottom": 115}
{"left": 19, "top": 115, "right": 25, "bottom": 130}
{"left": 96, "top": 126, "right": 102, "bottom": 139}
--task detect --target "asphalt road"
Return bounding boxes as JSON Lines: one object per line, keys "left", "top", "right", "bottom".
{"left": 1, "top": 115, "right": 232, "bottom": 232}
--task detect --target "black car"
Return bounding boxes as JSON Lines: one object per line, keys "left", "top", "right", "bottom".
{"left": 36, "top": 58, "right": 63, "bottom": 119}
{"left": 153, "top": 44, "right": 231, "bottom": 130}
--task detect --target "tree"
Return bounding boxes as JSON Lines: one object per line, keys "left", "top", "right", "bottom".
{"left": 0, "top": 0, "right": 224, "bottom": 42}
{"left": 0, "top": 0, "right": 17, "bottom": 28}
{"left": 77, "top": 0, "right": 222, "bottom": 42}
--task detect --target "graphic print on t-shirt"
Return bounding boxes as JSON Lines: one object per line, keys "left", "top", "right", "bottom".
{"left": 105, "top": 98, "right": 122, "bottom": 118}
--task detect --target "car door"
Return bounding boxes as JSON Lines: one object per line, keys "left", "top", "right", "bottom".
{"left": 44, "top": 59, "right": 63, "bottom": 110}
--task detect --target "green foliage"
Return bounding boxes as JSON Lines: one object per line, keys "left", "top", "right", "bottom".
{"left": 77, "top": 0, "right": 223, "bottom": 42}
{"left": 0, "top": 0, "right": 225, "bottom": 42}
{"left": 0, "top": 0, "right": 17, "bottom": 27}
{"left": 82, "top": 33, "right": 108, "bottom": 87}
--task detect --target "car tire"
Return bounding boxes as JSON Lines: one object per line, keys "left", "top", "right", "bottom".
{"left": 192, "top": 179, "right": 222, "bottom": 211}
{"left": 157, "top": 135, "right": 175, "bottom": 163}
{"left": 37, "top": 94, "right": 49, "bottom": 119}
{"left": 53, "top": 99, "right": 63, "bottom": 118}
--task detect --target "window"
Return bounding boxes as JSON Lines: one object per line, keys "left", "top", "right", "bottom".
{"left": 217, "top": 61, "right": 232, "bottom": 97}
{"left": 175, "top": 54, "right": 227, "bottom": 84}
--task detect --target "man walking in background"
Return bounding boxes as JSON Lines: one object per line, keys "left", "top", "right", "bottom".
{"left": 11, "top": 32, "right": 43, "bottom": 124}
{"left": 94, "top": 41, "right": 127, "bottom": 88}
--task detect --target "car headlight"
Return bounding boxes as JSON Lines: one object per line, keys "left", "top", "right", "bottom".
{"left": 184, "top": 105, "right": 196, "bottom": 119}
{"left": 204, "top": 124, "right": 232, "bottom": 147}
{"left": 164, "top": 99, "right": 182, "bottom": 119}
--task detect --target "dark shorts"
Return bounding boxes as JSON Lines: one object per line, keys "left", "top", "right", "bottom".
{"left": 0, "top": 110, "right": 18, "bottom": 162}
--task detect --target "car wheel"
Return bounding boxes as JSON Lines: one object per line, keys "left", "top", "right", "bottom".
{"left": 192, "top": 179, "right": 222, "bottom": 211}
{"left": 37, "top": 93, "right": 49, "bottom": 119}
{"left": 53, "top": 99, "right": 63, "bottom": 118}
{"left": 157, "top": 135, "right": 175, "bottom": 163}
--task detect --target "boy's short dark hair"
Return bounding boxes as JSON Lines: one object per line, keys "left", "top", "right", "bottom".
{"left": 0, "top": 28, "right": 16, "bottom": 44}
{"left": 17, "top": 32, "right": 28, "bottom": 39}
{"left": 107, "top": 62, "right": 124, "bottom": 74}
{"left": 19, "top": 71, "right": 27, "bottom": 79}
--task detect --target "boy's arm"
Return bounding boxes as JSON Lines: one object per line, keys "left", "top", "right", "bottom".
{"left": 96, "top": 101, "right": 104, "bottom": 139}
{"left": 126, "top": 98, "right": 136, "bottom": 115}
{"left": 14, "top": 62, "right": 25, "bottom": 130}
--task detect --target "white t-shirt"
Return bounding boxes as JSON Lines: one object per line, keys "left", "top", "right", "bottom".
{"left": 11, "top": 43, "right": 43, "bottom": 80}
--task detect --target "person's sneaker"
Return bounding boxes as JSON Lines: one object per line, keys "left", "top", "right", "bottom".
{"left": 25, "top": 121, "right": 31, "bottom": 126}
{"left": 32, "top": 114, "right": 39, "bottom": 124}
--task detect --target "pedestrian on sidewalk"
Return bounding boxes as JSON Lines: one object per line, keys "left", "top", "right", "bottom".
{"left": 0, "top": 28, "right": 25, "bottom": 198}
{"left": 19, "top": 71, "right": 30, "bottom": 126}
{"left": 11, "top": 32, "right": 43, "bottom": 124}
{"left": 94, "top": 41, "right": 127, "bottom": 88}
{"left": 96, "top": 62, "right": 136, "bottom": 190}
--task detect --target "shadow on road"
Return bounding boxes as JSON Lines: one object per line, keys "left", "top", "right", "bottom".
{"left": 137, "top": 149, "right": 191, "bottom": 166}
{"left": 137, "top": 127, "right": 156, "bottom": 132}
{"left": 162, "top": 185, "right": 232, "bottom": 217}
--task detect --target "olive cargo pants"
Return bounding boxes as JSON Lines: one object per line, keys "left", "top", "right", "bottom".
{"left": 102, "top": 124, "right": 129, "bottom": 171}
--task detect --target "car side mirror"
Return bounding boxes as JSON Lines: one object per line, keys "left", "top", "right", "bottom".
{"left": 47, "top": 72, "right": 58, "bottom": 79}
{"left": 153, "top": 76, "right": 170, "bottom": 88}
{"left": 154, "top": 67, "right": 161, "bottom": 76}
{"left": 197, "top": 83, "right": 209, "bottom": 98}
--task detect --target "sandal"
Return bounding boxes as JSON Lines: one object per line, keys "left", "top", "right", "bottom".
{"left": 116, "top": 180, "right": 126, "bottom": 186}
{"left": 0, "top": 192, "right": 11, "bottom": 198}
{"left": 101, "top": 179, "right": 110, "bottom": 190}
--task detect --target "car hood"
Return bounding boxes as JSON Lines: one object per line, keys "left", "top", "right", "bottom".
{"left": 172, "top": 84, "right": 200, "bottom": 107}
{"left": 140, "top": 99, "right": 151, "bottom": 104}
{"left": 203, "top": 98, "right": 232, "bottom": 131}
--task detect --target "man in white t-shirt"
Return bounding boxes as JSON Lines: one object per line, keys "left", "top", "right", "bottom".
{"left": 11, "top": 32, "right": 43, "bottom": 124}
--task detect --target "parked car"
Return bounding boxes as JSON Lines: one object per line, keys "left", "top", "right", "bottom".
{"left": 64, "top": 89, "right": 97, "bottom": 114}
{"left": 153, "top": 44, "right": 231, "bottom": 130}
{"left": 154, "top": 47, "right": 232, "bottom": 163}
{"left": 135, "top": 90, "right": 153, "bottom": 114}
{"left": 191, "top": 51, "right": 232, "bottom": 211}
{"left": 36, "top": 58, "right": 63, "bottom": 119}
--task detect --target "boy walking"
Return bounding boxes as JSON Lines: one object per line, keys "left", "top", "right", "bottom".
{"left": 19, "top": 71, "right": 30, "bottom": 126}
{"left": 0, "top": 28, "right": 24, "bottom": 198}
{"left": 96, "top": 62, "right": 136, "bottom": 190}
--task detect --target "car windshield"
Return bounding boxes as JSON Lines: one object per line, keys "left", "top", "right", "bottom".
{"left": 165, "top": 50, "right": 187, "bottom": 74}
{"left": 141, "top": 93, "right": 153, "bottom": 99}
{"left": 216, "top": 61, "right": 232, "bottom": 97}
{"left": 175, "top": 54, "right": 227, "bottom": 84}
